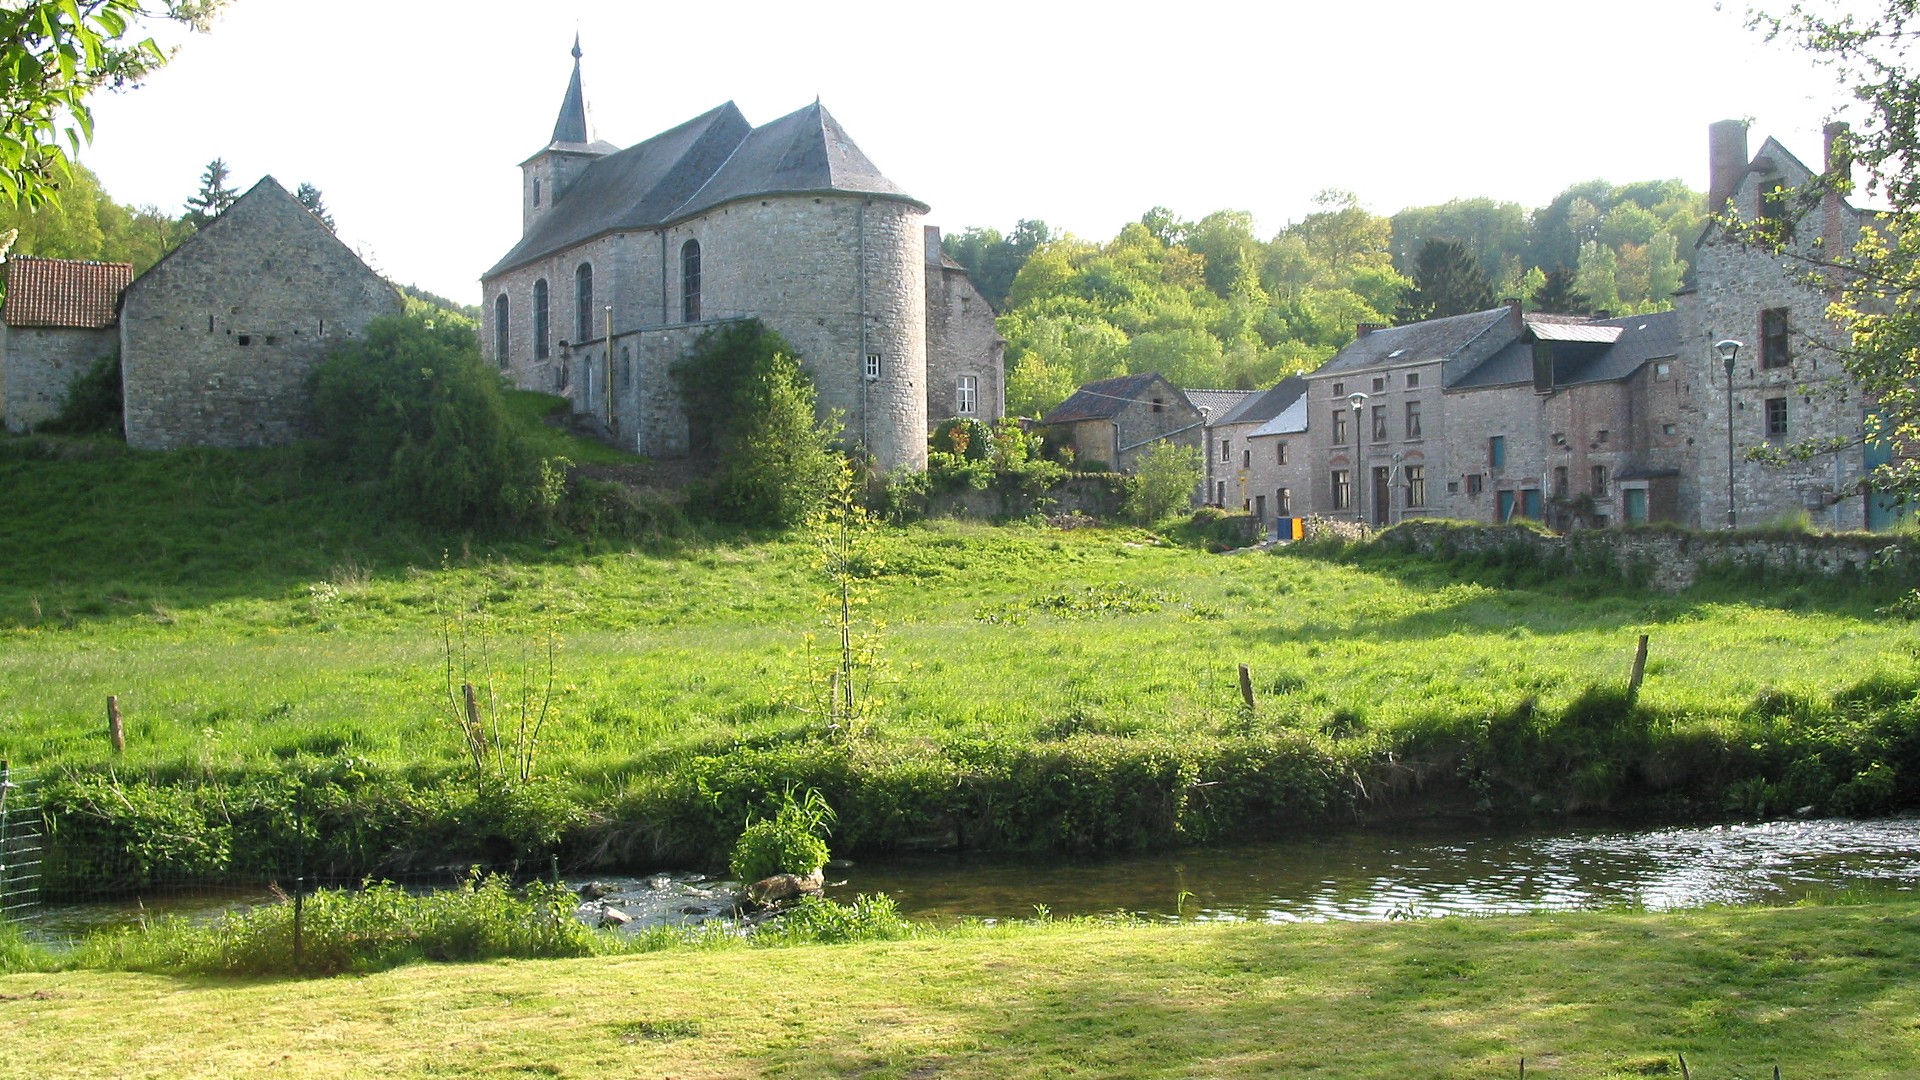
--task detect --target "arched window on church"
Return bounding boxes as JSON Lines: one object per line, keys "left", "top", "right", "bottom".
{"left": 533, "top": 279, "right": 550, "bottom": 360}
{"left": 494, "top": 295, "right": 510, "bottom": 369}
{"left": 575, "top": 262, "right": 594, "bottom": 341}
{"left": 681, "top": 240, "right": 702, "bottom": 323}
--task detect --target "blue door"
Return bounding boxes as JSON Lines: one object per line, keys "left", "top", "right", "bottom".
{"left": 1496, "top": 490, "right": 1515, "bottom": 523}
{"left": 1521, "top": 489, "right": 1543, "bottom": 520}
{"left": 1864, "top": 412, "right": 1909, "bottom": 531}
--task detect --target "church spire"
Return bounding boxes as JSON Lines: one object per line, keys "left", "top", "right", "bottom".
{"left": 550, "top": 34, "right": 591, "bottom": 145}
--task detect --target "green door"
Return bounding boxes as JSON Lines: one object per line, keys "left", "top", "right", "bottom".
{"left": 1624, "top": 487, "right": 1648, "bottom": 525}
{"left": 1521, "top": 489, "right": 1543, "bottom": 520}
{"left": 1864, "top": 412, "right": 1909, "bottom": 530}
{"left": 1496, "top": 490, "right": 1515, "bottom": 523}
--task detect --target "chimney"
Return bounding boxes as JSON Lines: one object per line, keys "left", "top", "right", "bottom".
{"left": 1823, "top": 121, "right": 1853, "bottom": 255}
{"left": 924, "top": 225, "right": 943, "bottom": 266}
{"left": 1504, "top": 297, "right": 1522, "bottom": 332}
{"left": 1355, "top": 322, "right": 1385, "bottom": 338}
{"left": 1708, "top": 119, "right": 1750, "bottom": 215}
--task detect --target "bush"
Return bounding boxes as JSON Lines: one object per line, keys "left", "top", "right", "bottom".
{"left": 1124, "top": 441, "right": 1202, "bottom": 523}
{"left": 307, "top": 314, "right": 564, "bottom": 529}
{"left": 729, "top": 787, "right": 835, "bottom": 882}
{"left": 671, "top": 321, "right": 845, "bottom": 527}
{"left": 36, "top": 352, "right": 123, "bottom": 436}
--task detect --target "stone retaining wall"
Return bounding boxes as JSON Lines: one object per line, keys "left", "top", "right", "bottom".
{"left": 1375, "top": 521, "right": 1916, "bottom": 591}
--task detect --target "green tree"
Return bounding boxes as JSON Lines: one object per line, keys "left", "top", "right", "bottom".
{"left": 183, "top": 157, "right": 237, "bottom": 228}
{"left": 1124, "top": 440, "right": 1202, "bottom": 523}
{"left": 939, "top": 218, "right": 1049, "bottom": 310}
{"left": 1396, "top": 237, "right": 1495, "bottom": 323}
{"left": 295, "top": 182, "right": 335, "bottom": 233}
{"left": 0, "top": 1, "right": 220, "bottom": 208}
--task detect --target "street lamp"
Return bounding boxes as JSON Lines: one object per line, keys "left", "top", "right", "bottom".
{"left": 1715, "top": 339, "right": 1743, "bottom": 529}
{"left": 1347, "top": 390, "right": 1369, "bottom": 524}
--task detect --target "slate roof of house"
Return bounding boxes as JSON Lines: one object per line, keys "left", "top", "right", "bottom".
{"left": 1042, "top": 372, "right": 1185, "bottom": 424}
{"left": 1213, "top": 375, "right": 1307, "bottom": 427}
{"left": 2, "top": 256, "right": 132, "bottom": 328}
{"left": 1184, "top": 388, "right": 1256, "bottom": 419}
{"left": 1446, "top": 309, "right": 1681, "bottom": 389}
{"left": 1250, "top": 383, "right": 1311, "bottom": 437}
{"left": 1312, "top": 306, "right": 1516, "bottom": 381}
{"left": 488, "top": 99, "right": 922, "bottom": 278}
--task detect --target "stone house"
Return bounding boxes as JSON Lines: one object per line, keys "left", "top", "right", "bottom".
{"left": 119, "top": 176, "right": 401, "bottom": 451}
{"left": 1241, "top": 376, "right": 1312, "bottom": 532}
{"left": 1039, "top": 372, "right": 1204, "bottom": 473}
{"left": 1187, "top": 388, "right": 1254, "bottom": 505}
{"left": 479, "top": 40, "right": 1003, "bottom": 473}
{"left": 1205, "top": 377, "right": 1307, "bottom": 523}
{"left": 1, "top": 256, "right": 130, "bottom": 432}
{"left": 1293, "top": 302, "right": 1686, "bottom": 529}
{"left": 1681, "top": 120, "right": 1901, "bottom": 530}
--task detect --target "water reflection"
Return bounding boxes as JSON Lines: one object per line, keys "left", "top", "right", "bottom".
{"left": 826, "top": 817, "right": 1920, "bottom": 923}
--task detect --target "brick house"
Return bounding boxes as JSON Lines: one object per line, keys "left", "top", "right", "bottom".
{"left": 1, "top": 256, "right": 130, "bottom": 432}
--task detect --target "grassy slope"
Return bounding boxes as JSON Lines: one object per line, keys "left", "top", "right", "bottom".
{"left": 4, "top": 902, "right": 1918, "bottom": 1078}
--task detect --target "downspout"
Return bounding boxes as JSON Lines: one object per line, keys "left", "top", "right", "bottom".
{"left": 859, "top": 199, "right": 869, "bottom": 456}
{"left": 659, "top": 230, "right": 668, "bottom": 326}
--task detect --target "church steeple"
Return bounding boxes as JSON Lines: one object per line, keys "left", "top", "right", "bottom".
{"left": 550, "top": 34, "right": 591, "bottom": 146}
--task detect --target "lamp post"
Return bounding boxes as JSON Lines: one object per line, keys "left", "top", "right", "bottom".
{"left": 1347, "top": 390, "right": 1368, "bottom": 524}
{"left": 1715, "top": 339, "right": 1743, "bottom": 529}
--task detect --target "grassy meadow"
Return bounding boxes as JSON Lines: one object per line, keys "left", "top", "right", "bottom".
{"left": 3, "top": 899, "right": 1917, "bottom": 1078}
{"left": 2, "top": 427, "right": 1918, "bottom": 888}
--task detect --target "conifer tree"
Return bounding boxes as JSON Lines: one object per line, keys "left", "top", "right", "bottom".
{"left": 1396, "top": 237, "right": 1495, "bottom": 323}
{"left": 1530, "top": 267, "right": 1591, "bottom": 314}
{"left": 295, "top": 182, "right": 336, "bottom": 232}
{"left": 183, "top": 158, "right": 238, "bottom": 228}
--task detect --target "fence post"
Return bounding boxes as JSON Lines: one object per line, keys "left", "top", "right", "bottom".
{"left": 0, "top": 760, "right": 10, "bottom": 907}
{"left": 1626, "top": 635, "right": 1650, "bottom": 705}
{"left": 293, "top": 784, "right": 305, "bottom": 973}
{"left": 1237, "top": 664, "right": 1255, "bottom": 710}
{"left": 107, "top": 696, "right": 124, "bottom": 755}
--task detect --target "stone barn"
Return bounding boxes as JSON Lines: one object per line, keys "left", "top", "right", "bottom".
{"left": 118, "top": 176, "right": 401, "bottom": 451}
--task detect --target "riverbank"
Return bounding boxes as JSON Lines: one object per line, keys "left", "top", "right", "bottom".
{"left": 4, "top": 899, "right": 1916, "bottom": 1077}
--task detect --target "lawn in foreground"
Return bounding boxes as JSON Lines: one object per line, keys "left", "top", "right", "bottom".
{"left": 3, "top": 901, "right": 1917, "bottom": 1078}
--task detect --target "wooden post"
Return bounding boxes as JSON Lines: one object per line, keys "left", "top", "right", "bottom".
{"left": 1626, "top": 634, "right": 1649, "bottom": 705}
{"left": 1238, "top": 664, "right": 1255, "bottom": 710}
{"left": 107, "top": 695, "right": 125, "bottom": 755}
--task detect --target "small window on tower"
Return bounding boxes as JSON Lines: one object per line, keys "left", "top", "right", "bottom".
{"left": 866, "top": 353, "right": 882, "bottom": 380}
{"left": 533, "top": 178, "right": 542, "bottom": 207}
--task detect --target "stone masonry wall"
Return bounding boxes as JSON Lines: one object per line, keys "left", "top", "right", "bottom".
{"left": 924, "top": 252, "right": 1004, "bottom": 429}
{"left": 1690, "top": 147, "right": 1869, "bottom": 531}
{"left": 2, "top": 325, "right": 116, "bottom": 432}
{"left": 1378, "top": 520, "right": 1914, "bottom": 591}
{"left": 120, "top": 179, "right": 401, "bottom": 451}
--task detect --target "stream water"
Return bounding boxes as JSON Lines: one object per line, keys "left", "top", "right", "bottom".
{"left": 25, "top": 816, "right": 1920, "bottom": 943}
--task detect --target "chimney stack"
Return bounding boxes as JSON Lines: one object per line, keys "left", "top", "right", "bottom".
{"left": 1504, "top": 297, "right": 1523, "bottom": 331}
{"left": 1823, "top": 121, "right": 1852, "bottom": 184}
{"left": 1708, "top": 119, "right": 1750, "bottom": 215}
{"left": 1355, "top": 322, "right": 1385, "bottom": 338}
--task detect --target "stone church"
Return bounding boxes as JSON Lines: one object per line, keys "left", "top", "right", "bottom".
{"left": 480, "top": 40, "right": 1004, "bottom": 473}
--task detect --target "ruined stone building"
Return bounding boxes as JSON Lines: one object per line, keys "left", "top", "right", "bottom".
{"left": 480, "top": 40, "right": 1004, "bottom": 473}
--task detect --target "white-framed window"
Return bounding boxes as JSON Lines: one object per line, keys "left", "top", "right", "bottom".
{"left": 956, "top": 375, "right": 977, "bottom": 415}
{"left": 1277, "top": 487, "right": 1291, "bottom": 515}
{"left": 1220, "top": 439, "right": 1231, "bottom": 463}
{"left": 865, "top": 352, "right": 882, "bottom": 380}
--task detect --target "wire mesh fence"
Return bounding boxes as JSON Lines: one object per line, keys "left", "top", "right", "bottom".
{"left": 0, "top": 761, "right": 45, "bottom": 926}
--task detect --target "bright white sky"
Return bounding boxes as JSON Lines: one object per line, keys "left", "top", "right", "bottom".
{"left": 77, "top": 0, "right": 1868, "bottom": 302}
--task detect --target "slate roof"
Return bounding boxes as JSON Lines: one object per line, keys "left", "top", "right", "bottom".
{"left": 488, "top": 98, "right": 922, "bottom": 279}
{"left": 1213, "top": 375, "right": 1307, "bottom": 427}
{"left": 551, "top": 36, "right": 591, "bottom": 145}
{"left": 1042, "top": 372, "right": 1182, "bottom": 424}
{"left": 1313, "top": 306, "right": 1515, "bottom": 381}
{"left": 1446, "top": 310, "right": 1681, "bottom": 389}
{"left": 1184, "top": 388, "right": 1256, "bottom": 419}
{"left": 2, "top": 256, "right": 131, "bottom": 328}
{"left": 1250, "top": 384, "right": 1310, "bottom": 437}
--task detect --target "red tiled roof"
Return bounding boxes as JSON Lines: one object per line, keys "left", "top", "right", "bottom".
{"left": 3, "top": 256, "right": 132, "bottom": 329}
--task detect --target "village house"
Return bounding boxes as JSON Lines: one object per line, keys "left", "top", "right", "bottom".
{"left": 479, "top": 39, "right": 1003, "bottom": 473}
{"left": 1241, "top": 377, "right": 1312, "bottom": 532}
{"left": 1038, "top": 372, "right": 1204, "bottom": 473}
{"left": 1205, "top": 377, "right": 1307, "bottom": 522}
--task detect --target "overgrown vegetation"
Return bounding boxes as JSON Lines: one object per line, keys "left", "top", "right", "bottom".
{"left": 307, "top": 313, "right": 567, "bottom": 530}
{"left": 729, "top": 787, "right": 835, "bottom": 883}
{"left": 1124, "top": 441, "right": 1204, "bottom": 524}
{"left": 670, "top": 320, "right": 844, "bottom": 527}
